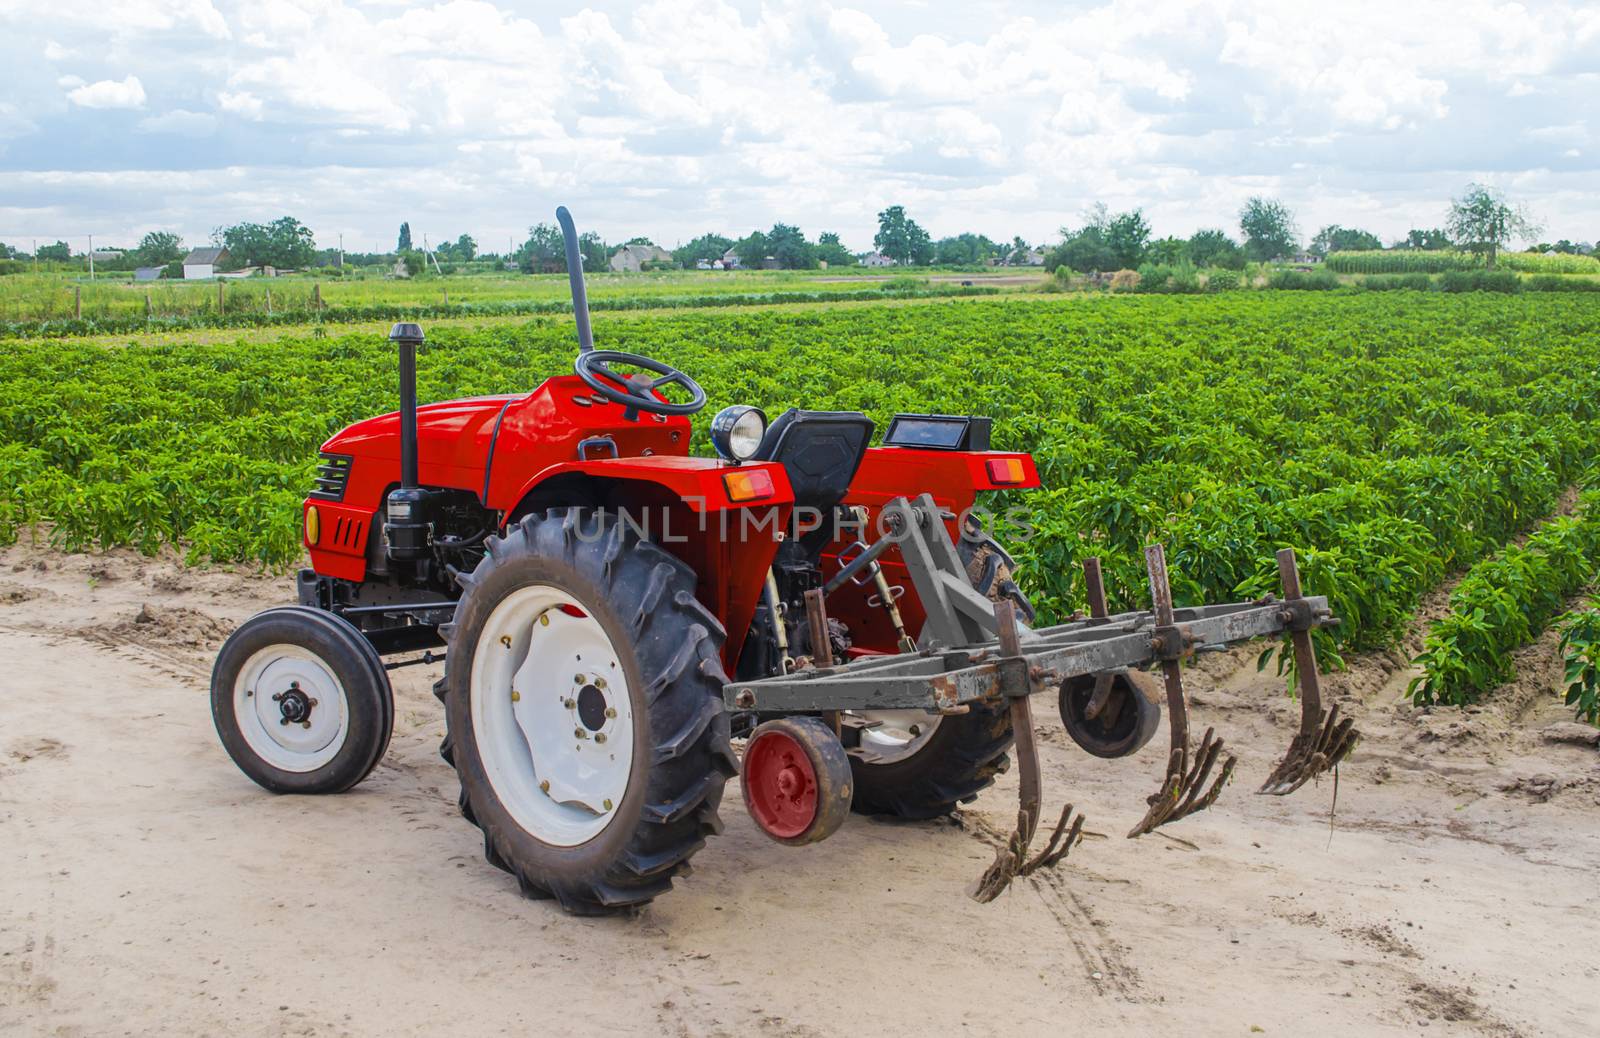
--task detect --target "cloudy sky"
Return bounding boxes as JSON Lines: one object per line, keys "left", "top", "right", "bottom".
{"left": 1, "top": 0, "right": 1596, "bottom": 255}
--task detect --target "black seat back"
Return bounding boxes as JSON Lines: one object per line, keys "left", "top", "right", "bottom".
{"left": 751, "top": 409, "right": 875, "bottom": 511}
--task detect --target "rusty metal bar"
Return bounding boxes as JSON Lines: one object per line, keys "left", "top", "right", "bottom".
{"left": 803, "top": 588, "right": 834, "bottom": 668}
{"left": 1083, "top": 556, "right": 1109, "bottom": 619}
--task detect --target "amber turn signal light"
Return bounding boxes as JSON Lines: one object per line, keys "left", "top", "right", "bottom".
{"left": 305, "top": 505, "right": 321, "bottom": 546}
{"left": 724, "top": 468, "right": 776, "bottom": 502}
{"left": 985, "top": 458, "right": 1026, "bottom": 485}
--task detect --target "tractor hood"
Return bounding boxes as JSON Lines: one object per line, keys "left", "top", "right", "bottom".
{"left": 322, "top": 394, "right": 518, "bottom": 493}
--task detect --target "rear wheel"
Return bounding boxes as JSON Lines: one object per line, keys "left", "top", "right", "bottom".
{"left": 211, "top": 606, "right": 393, "bottom": 794}
{"left": 437, "top": 509, "right": 737, "bottom": 915}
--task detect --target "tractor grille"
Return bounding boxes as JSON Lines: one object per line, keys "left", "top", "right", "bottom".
{"left": 309, "top": 453, "right": 352, "bottom": 502}
{"left": 330, "top": 514, "right": 366, "bottom": 552}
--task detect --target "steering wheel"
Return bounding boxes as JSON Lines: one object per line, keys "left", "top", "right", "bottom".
{"left": 574, "top": 350, "right": 708, "bottom": 417}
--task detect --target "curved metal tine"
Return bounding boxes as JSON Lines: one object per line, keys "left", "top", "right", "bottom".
{"left": 1127, "top": 544, "right": 1238, "bottom": 838}
{"left": 1259, "top": 548, "right": 1361, "bottom": 795}
{"left": 973, "top": 599, "right": 1088, "bottom": 902}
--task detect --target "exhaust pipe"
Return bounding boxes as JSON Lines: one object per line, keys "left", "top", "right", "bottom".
{"left": 386, "top": 321, "right": 430, "bottom": 562}
{"left": 555, "top": 206, "right": 594, "bottom": 354}
{"left": 390, "top": 322, "right": 423, "bottom": 488}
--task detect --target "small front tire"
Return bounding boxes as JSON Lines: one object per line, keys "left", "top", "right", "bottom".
{"left": 211, "top": 606, "right": 393, "bottom": 794}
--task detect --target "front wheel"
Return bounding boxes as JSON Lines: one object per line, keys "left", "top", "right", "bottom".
{"left": 438, "top": 509, "right": 737, "bottom": 915}
{"left": 211, "top": 606, "right": 393, "bottom": 794}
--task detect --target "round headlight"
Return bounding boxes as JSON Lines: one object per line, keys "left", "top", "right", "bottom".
{"left": 710, "top": 405, "right": 767, "bottom": 462}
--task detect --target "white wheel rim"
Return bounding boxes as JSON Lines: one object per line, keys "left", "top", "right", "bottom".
{"left": 471, "top": 584, "right": 635, "bottom": 847}
{"left": 849, "top": 710, "right": 942, "bottom": 764}
{"left": 233, "top": 645, "right": 350, "bottom": 773}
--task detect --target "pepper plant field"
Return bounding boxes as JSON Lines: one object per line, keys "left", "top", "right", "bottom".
{"left": 1, "top": 292, "right": 1596, "bottom": 673}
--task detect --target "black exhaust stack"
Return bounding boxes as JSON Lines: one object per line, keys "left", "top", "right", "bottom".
{"left": 555, "top": 206, "right": 594, "bottom": 354}
{"left": 385, "top": 321, "right": 430, "bottom": 562}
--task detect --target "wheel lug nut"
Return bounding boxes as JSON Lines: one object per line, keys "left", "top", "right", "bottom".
{"left": 564, "top": 698, "right": 576, "bottom": 709}
{"left": 595, "top": 733, "right": 607, "bottom": 744}
{"left": 574, "top": 674, "right": 585, "bottom": 684}
{"left": 595, "top": 677, "right": 607, "bottom": 690}
{"left": 511, "top": 690, "right": 521, "bottom": 702}
{"left": 574, "top": 728, "right": 586, "bottom": 739}
{"left": 604, "top": 707, "right": 617, "bottom": 719}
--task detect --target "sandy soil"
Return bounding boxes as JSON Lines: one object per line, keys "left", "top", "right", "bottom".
{"left": 2, "top": 540, "right": 1598, "bottom": 1037}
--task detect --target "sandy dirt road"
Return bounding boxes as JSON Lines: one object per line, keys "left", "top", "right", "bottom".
{"left": 2, "top": 542, "right": 1598, "bottom": 1037}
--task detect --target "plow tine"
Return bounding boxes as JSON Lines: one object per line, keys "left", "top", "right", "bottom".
{"left": 1128, "top": 544, "right": 1238, "bottom": 839}
{"left": 1258, "top": 548, "right": 1361, "bottom": 796}
{"left": 971, "top": 599, "right": 1085, "bottom": 902}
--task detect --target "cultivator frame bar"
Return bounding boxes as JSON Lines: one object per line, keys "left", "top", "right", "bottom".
{"left": 723, "top": 494, "right": 1354, "bottom": 898}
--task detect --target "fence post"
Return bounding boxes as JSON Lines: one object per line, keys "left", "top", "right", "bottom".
{"left": 443, "top": 287, "right": 449, "bottom": 308}
{"left": 266, "top": 287, "right": 273, "bottom": 316}
{"left": 145, "top": 292, "right": 152, "bottom": 321}
{"left": 217, "top": 279, "right": 224, "bottom": 315}
{"left": 313, "top": 282, "right": 322, "bottom": 309}
{"left": 74, "top": 285, "right": 82, "bottom": 319}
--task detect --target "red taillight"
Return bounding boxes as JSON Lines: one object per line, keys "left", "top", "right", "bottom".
{"left": 724, "top": 468, "right": 776, "bottom": 502}
{"left": 985, "top": 457, "right": 1026, "bottom": 485}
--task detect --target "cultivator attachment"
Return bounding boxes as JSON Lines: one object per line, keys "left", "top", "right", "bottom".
{"left": 723, "top": 494, "right": 1351, "bottom": 900}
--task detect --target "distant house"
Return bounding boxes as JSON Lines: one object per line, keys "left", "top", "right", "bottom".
{"left": 133, "top": 266, "right": 165, "bottom": 282}
{"left": 182, "top": 247, "right": 230, "bottom": 280}
{"left": 609, "top": 243, "right": 675, "bottom": 273}
{"left": 1012, "top": 248, "right": 1046, "bottom": 267}
{"left": 720, "top": 246, "right": 743, "bottom": 270}
{"left": 859, "top": 252, "right": 895, "bottom": 267}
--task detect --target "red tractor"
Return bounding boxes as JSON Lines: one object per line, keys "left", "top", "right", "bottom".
{"left": 213, "top": 209, "right": 1355, "bottom": 913}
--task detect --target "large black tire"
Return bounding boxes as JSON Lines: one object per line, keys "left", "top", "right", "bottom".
{"left": 436, "top": 509, "right": 737, "bottom": 915}
{"left": 211, "top": 606, "right": 393, "bottom": 794}
{"left": 847, "top": 520, "right": 1027, "bottom": 820}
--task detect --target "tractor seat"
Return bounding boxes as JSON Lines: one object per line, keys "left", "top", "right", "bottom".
{"left": 751, "top": 409, "right": 875, "bottom": 512}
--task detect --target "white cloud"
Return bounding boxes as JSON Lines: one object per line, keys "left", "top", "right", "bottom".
{"left": 65, "top": 75, "right": 146, "bottom": 110}
{"left": 136, "top": 108, "right": 217, "bottom": 136}
{"left": 1, "top": 0, "right": 1597, "bottom": 250}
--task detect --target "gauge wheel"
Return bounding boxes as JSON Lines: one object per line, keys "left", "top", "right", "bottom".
{"left": 1059, "top": 670, "right": 1162, "bottom": 759}
{"left": 211, "top": 606, "right": 393, "bottom": 794}
{"left": 436, "top": 508, "right": 738, "bottom": 915}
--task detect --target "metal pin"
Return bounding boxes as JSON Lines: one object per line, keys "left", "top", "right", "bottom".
{"left": 539, "top": 780, "right": 550, "bottom": 793}
{"left": 500, "top": 635, "right": 512, "bottom": 648}
{"left": 511, "top": 691, "right": 521, "bottom": 702}
{"left": 602, "top": 799, "right": 613, "bottom": 811}
{"left": 539, "top": 614, "right": 550, "bottom": 626}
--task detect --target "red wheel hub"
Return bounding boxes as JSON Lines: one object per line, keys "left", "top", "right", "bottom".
{"left": 742, "top": 728, "right": 819, "bottom": 840}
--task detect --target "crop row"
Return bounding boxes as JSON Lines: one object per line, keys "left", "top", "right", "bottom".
{"left": 0, "top": 282, "right": 998, "bottom": 340}
{"left": 1408, "top": 491, "right": 1600, "bottom": 707}
{"left": 1, "top": 293, "right": 1597, "bottom": 665}
{"left": 1325, "top": 250, "right": 1600, "bottom": 275}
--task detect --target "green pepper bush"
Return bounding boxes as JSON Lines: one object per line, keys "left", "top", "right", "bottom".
{"left": 1, "top": 293, "right": 1597, "bottom": 667}
{"left": 1409, "top": 491, "right": 1600, "bottom": 707}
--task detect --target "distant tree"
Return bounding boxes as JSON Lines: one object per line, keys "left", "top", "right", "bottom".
{"left": 397, "top": 223, "right": 412, "bottom": 253}
{"left": 1186, "top": 229, "right": 1245, "bottom": 269}
{"left": 1309, "top": 225, "right": 1383, "bottom": 257}
{"left": 625, "top": 236, "right": 655, "bottom": 246}
{"left": 1146, "top": 236, "right": 1189, "bottom": 264}
{"left": 673, "top": 233, "right": 734, "bottom": 268}
{"left": 1105, "top": 209, "right": 1151, "bottom": 268}
{"left": 1239, "top": 197, "right": 1298, "bottom": 261}
{"left": 1446, "top": 183, "right": 1539, "bottom": 268}
{"left": 875, "top": 205, "right": 931, "bottom": 265}
{"left": 998, "top": 236, "right": 1031, "bottom": 265}
{"left": 765, "top": 224, "right": 817, "bottom": 269}
{"left": 1551, "top": 239, "right": 1580, "bottom": 254}
{"left": 815, "top": 231, "right": 853, "bottom": 267}
{"left": 1045, "top": 205, "right": 1116, "bottom": 272}
{"left": 516, "top": 223, "right": 565, "bottom": 273}
{"left": 932, "top": 233, "right": 997, "bottom": 266}
{"left": 0, "top": 243, "right": 14, "bottom": 260}
{"left": 215, "top": 217, "right": 315, "bottom": 269}
{"left": 134, "top": 231, "right": 185, "bottom": 266}
{"left": 732, "top": 230, "right": 771, "bottom": 268}
{"left": 37, "top": 241, "right": 72, "bottom": 262}
{"left": 579, "top": 232, "right": 608, "bottom": 273}
{"left": 452, "top": 233, "right": 477, "bottom": 261}
{"left": 1397, "top": 228, "right": 1453, "bottom": 250}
